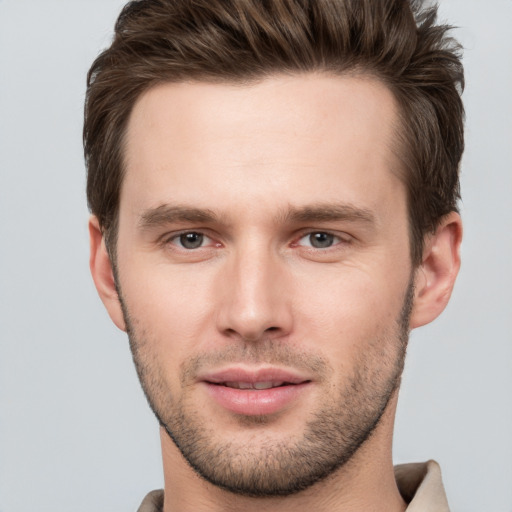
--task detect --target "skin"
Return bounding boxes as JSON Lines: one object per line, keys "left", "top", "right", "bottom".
{"left": 90, "top": 73, "right": 462, "bottom": 511}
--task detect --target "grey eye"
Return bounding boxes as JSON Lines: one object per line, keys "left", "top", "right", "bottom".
{"left": 296, "top": 232, "right": 340, "bottom": 249}
{"left": 308, "top": 232, "right": 335, "bottom": 248}
{"left": 179, "top": 232, "right": 204, "bottom": 249}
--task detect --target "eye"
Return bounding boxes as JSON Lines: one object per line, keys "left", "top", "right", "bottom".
{"left": 171, "top": 232, "right": 210, "bottom": 249}
{"left": 297, "top": 232, "right": 341, "bottom": 249}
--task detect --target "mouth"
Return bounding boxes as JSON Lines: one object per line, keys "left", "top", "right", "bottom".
{"left": 200, "top": 367, "right": 312, "bottom": 416}
{"left": 220, "top": 381, "right": 298, "bottom": 390}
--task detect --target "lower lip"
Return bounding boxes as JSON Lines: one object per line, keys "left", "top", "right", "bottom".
{"left": 203, "top": 382, "right": 310, "bottom": 416}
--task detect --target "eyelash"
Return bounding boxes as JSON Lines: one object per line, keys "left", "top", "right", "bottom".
{"left": 164, "top": 231, "right": 218, "bottom": 250}
{"left": 162, "top": 230, "right": 351, "bottom": 252}
{"left": 293, "top": 231, "right": 348, "bottom": 250}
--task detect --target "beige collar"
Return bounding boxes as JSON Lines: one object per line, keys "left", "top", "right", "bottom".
{"left": 395, "top": 460, "right": 450, "bottom": 511}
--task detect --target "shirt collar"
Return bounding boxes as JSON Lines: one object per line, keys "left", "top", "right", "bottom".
{"left": 395, "top": 460, "right": 450, "bottom": 511}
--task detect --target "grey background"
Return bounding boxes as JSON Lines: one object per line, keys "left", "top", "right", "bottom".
{"left": 0, "top": 1, "right": 510, "bottom": 510}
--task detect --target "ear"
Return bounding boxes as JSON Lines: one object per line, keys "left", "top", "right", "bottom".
{"left": 410, "top": 212, "right": 463, "bottom": 329}
{"left": 89, "top": 216, "right": 126, "bottom": 331}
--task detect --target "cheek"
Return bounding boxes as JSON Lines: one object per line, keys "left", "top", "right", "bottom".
{"left": 292, "top": 267, "right": 408, "bottom": 359}
{"left": 119, "top": 261, "right": 219, "bottom": 361}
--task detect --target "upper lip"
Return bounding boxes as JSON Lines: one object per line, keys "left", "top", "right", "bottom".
{"left": 200, "top": 367, "right": 311, "bottom": 385}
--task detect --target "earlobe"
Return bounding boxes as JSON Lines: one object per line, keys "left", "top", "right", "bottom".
{"left": 88, "top": 216, "right": 126, "bottom": 332}
{"left": 410, "top": 212, "right": 463, "bottom": 329}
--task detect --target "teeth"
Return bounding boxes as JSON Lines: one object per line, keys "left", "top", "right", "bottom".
{"left": 224, "top": 381, "right": 285, "bottom": 390}
{"left": 254, "top": 381, "right": 279, "bottom": 390}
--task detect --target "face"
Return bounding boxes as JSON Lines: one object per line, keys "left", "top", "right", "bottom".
{"left": 114, "top": 74, "right": 414, "bottom": 496}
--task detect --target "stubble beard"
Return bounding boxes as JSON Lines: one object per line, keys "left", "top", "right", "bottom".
{"left": 118, "top": 279, "right": 413, "bottom": 497}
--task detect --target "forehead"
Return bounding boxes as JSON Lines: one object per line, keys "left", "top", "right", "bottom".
{"left": 121, "top": 73, "right": 403, "bottom": 219}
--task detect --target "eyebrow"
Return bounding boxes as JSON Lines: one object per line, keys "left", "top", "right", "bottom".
{"left": 138, "top": 204, "right": 220, "bottom": 229}
{"left": 282, "top": 203, "right": 376, "bottom": 225}
{"left": 138, "top": 202, "right": 376, "bottom": 229}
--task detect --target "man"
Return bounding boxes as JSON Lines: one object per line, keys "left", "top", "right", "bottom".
{"left": 85, "top": 0, "right": 464, "bottom": 510}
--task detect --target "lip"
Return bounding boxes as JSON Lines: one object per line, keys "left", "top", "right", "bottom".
{"left": 200, "top": 367, "right": 312, "bottom": 416}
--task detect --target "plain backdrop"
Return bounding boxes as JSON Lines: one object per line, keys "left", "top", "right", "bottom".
{"left": 0, "top": 1, "right": 511, "bottom": 511}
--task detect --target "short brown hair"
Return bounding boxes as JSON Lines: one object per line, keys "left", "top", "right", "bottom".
{"left": 84, "top": 0, "right": 464, "bottom": 265}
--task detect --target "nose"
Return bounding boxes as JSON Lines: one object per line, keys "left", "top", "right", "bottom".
{"left": 216, "top": 243, "right": 293, "bottom": 342}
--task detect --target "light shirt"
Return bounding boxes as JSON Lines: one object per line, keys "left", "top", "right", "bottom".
{"left": 395, "top": 460, "right": 450, "bottom": 511}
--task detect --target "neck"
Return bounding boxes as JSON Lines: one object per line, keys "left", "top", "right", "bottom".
{"left": 160, "top": 393, "right": 406, "bottom": 512}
